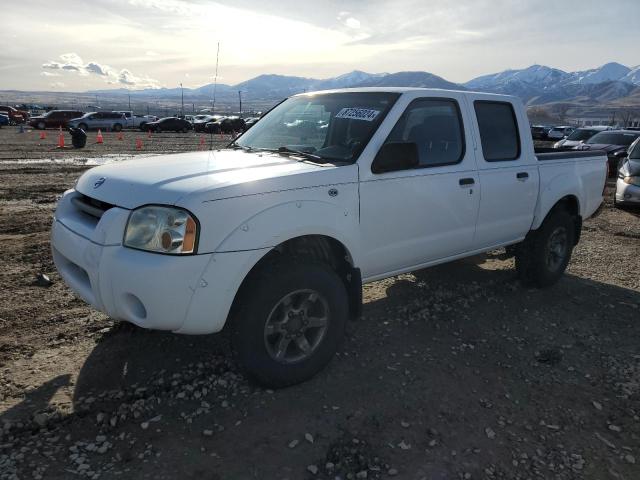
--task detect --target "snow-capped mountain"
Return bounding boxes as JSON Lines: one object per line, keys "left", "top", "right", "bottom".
{"left": 566, "top": 62, "right": 631, "bottom": 85}
{"left": 622, "top": 65, "right": 640, "bottom": 84}
{"left": 464, "top": 62, "right": 640, "bottom": 104}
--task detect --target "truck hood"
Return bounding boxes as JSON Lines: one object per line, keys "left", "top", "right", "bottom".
{"left": 75, "top": 149, "right": 356, "bottom": 209}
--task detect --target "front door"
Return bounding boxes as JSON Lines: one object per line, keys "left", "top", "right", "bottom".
{"left": 359, "top": 94, "right": 480, "bottom": 280}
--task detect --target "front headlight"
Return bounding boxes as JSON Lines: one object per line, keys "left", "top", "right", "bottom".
{"left": 124, "top": 206, "right": 198, "bottom": 254}
{"left": 623, "top": 176, "right": 640, "bottom": 187}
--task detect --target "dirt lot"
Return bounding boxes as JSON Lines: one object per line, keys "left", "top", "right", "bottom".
{"left": 0, "top": 126, "right": 639, "bottom": 480}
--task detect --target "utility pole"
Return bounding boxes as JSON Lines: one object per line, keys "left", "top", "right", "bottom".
{"left": 238, "top": 90, "right": 242, "bottom": 116}
{"left": 212, "top": 41, "right": 220, "bottom": 115}
{"left": 180, "top": 83, "right": 184, "bottom": 117}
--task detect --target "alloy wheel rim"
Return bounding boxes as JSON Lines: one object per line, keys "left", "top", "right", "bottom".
{"left": 546, "top": 226, "right": 568, "bottom": 271}
{"left": 263, "top": 289, "right": 329, "bottom": 364}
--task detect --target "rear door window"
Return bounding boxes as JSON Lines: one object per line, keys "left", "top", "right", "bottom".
{"left": 474, "top": 101, "right": 521, "bottom": 161}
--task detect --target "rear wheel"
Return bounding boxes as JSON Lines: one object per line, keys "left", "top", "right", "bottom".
{"left": 113, "top": 123, "right": 123, "bottom": 132}
{"left": 230, "top": 261, "right": 348, "bottom": 388}
{"left": 37, "top": 121, "right": 46, "bottom": 130}
{"left": 515, "top": 209, "right": 575, "bottom": 288}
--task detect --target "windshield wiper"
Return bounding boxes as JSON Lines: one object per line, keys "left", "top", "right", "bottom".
{"left": 274, "top": 146, "right": 326, "bottom": 163}
{"left": 228, "top": 142, "right": 254, "bottom": 152}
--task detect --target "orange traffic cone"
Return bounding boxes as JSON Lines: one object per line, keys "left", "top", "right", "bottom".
{"left": 147, "top": 130, "right": 152, "bottom": 139}
{"left": 39, "top": 131, "right": 47, "bottom": 140}
{"left": 135, "top": 138, "right": 143, "bottom": 150}
{"left": 57, "top": 127, "right": 65, "bottom": 148}
{"left": 117, "top": 131, "right": 124, "bottom": 141}
{"left": 199, "top": 136, "right": 205, "bottom": 150}
{"left": 96, "top": 129, "right": 104, "bottom": 144}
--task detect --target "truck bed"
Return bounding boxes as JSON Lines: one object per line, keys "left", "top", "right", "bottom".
{"left": 535, "top": 149, "right": 606, "bottom": 161}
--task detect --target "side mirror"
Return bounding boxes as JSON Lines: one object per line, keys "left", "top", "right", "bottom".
{"left": 372, "top": 142, "right": 419, "bottom": 174}
{"left": 613, "top": 151, "right": 628, "bottom": 159}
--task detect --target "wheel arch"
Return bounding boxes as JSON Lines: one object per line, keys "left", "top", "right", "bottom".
{"left": 227, "top": 234, "right": 362, "bottom": 330}
{"left": 532, "top": 194, "right": 582, "bottom": 245}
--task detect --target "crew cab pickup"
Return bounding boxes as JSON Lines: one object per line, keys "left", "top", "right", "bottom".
{"left": 51, "top": 88, "right": 607, "bottom": 387}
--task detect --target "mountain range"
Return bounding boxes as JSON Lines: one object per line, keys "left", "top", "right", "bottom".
{"left": 88, "top": 62, "right": 640, "bottom": 108}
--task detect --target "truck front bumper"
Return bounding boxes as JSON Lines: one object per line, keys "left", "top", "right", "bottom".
{"left": 51, "top": 190, "right": 269, "bottom": 334}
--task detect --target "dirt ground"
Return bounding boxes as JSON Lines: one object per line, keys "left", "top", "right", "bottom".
{"left": 0, "top": 126, "right": 639, "bottom": 480}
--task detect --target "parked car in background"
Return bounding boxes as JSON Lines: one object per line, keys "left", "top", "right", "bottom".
{"left": 547, "top": 126, "right": 575, "bottom": 140}
{"left": 115, "top": 111, "right": 158, "bottom": 130}
{"left": 0, "top": 106, "right": 29, "bottom": 124}
{"left": 205, "top": 116, "right": 245, "bottom": 134}
{"left": 614, "top": 138, "right": 640, "bottom": 207}
{"left": 0, "top": 114, "right": 9, "bottom": 127}
{"left": 51, "top": 88, "right": 607, "bottom": 387}
{"left": 530, "top": 125, "right": 549, "bottom": 140}
{"left": 244, "top": 117, "right": 260, "bottom": 130}
{"left": 192, "top": 115, "right": 217, "bottom": 132}
{"left": 203, "top": 116, "right": 227, "bottom": 134}
{"left": 68, "top": 112, "right": 127, "bottom": 132}
{"left": 142, "top": 117, "right": 192, "bottom": 133}
{"left": 577, "top": 130, "right": 640, "bottom": 176}
{"left": 553, "top": 126, "right": 611, "bottom": 149}
{"left": 28, "top": 110, "right": 85, "bottom": 129}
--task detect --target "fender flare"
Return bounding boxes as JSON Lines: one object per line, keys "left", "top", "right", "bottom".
{"left": 531, "top": 173, "right": 582, "bottom": 230}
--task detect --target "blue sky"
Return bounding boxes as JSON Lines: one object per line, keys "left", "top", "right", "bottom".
{"left": 1, "top": 0, "right": 638, "bottom": 91}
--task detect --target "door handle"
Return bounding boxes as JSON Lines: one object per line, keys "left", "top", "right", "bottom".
{"left": 517, "top": 172, "right": 529, "bottom": 180}
{"left": 459, "top": 178, "right": 475, "bottom": 186}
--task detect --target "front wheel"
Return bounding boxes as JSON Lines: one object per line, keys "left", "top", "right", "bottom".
{"left": 113, "top": 123, "right": 122, "bottom": 132}
{"left": 37, "top": 121, "right": 46, "bottom": 130}
{"left": 515, "top": 209, "right": 575, "bottom": 288}
{"left": 230, "top": 261, "right": 348, "bottom": 388}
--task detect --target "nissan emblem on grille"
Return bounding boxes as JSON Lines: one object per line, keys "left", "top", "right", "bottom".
{"left": 93, "top": 177, "right": 106, "bottom": 189}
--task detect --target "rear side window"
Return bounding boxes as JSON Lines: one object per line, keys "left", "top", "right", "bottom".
{"left": 474, "top": 101, "right": 520, "bottom": 161}
{"left": 385, "top": 98, "right": 465, "bottom": 168}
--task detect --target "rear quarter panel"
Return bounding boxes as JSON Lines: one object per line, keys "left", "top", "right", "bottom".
{"left": 532, "top": 155, "right": 606, "bottom": 229}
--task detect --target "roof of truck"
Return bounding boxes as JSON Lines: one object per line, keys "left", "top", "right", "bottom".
{"left": 293, "top": 87, "right": 516, "bottom": 99}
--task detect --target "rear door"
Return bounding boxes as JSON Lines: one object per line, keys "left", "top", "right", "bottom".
{"left": 470, "top": 97, "right": 540, "bottom": 248}
{"left": 359, "top": 92, "right": 480, "bottom": 279}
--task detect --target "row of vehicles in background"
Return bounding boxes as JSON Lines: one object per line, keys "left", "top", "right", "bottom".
{"left": 13, "top": 107, "right": 258, "bottom": 134}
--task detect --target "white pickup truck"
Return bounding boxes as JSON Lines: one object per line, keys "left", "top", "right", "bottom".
{"left": 52, "top": 88, "right": 607, "bottom": 387}
{"left": 115, "top": 111, "right": 158, "bottom": 130}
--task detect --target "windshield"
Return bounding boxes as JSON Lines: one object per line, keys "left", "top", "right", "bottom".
{"left": 235, "top": 92, "right": 400, "bottom": 163}
{"left": 586, "top": 132, "right": 640, "bottom": 146}
{"left": 566, "top": 129, "right": 598, "bottom": 141}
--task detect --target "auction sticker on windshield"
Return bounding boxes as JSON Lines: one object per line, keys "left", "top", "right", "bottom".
{"left": 335, "top": 108, "right": 380, "bottom": 122}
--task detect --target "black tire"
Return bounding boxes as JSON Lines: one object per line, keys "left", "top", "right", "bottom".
{"left": 37, "top": 121, "right": 46, "bottom": 130}
{"left": 139, "top": 123, "right": 146, "bottom": 131}
{"left": 515, "top": 209, "right": 575, "bottom": 288}
{"left": 113, "top": 123, "right": 123, "bottom": 132}
{"left": 78, "top": 123, "right": 88, "bottom": 132}
{"left": 155, "top": 126, "right": 162, "bottom": 133}
{"left": 230, "top": 260, "right": 349, "bottom": 388}
{"left": 181, "top": 127, "right": 188, "bottom": 133}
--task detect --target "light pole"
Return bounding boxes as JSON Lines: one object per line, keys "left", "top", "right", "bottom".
{"left": 238, "top": 90, "right": 242, "bottom": 116}
{"left": 180, "top": 83, "right": 184, "bottom": 117}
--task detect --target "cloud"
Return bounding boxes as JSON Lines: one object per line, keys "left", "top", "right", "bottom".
{"left": 337, "top": 11, "right": 361, "bottom": 29}
{"left": 50, "top": 82, "right": 66, "bottom": 89}
{"left": 42, "top": 53, "right": 160, "bottom": 89}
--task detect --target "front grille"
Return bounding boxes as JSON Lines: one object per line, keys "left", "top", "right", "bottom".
{"left": 71, "top": 194, "right": 114, "bottom": 219}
